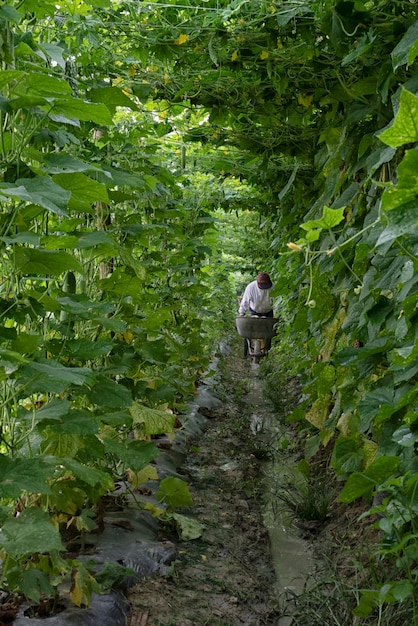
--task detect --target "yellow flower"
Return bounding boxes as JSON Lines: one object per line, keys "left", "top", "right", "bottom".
{"left": 175, "top": 33, "right": 188, "bottom": 45}
{"left": 231, "top": 50, "right": 239, "bottom": 61}
{"left": 287, "top": 242, "right": 302, "bottom": 251}
{"left": 260, "top": 50, "right": 269, "bottom": 60}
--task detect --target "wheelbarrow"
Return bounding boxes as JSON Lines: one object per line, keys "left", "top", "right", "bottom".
{"left": 235, "top": 316, "right": 279, "bottom": 363}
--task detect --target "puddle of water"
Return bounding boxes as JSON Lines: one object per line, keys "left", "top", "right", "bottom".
{"left": 264, "top": 451, "right": 314, "bottom": 626}
{"left": 246, "top": 368, "right": 314, "bottom": 624}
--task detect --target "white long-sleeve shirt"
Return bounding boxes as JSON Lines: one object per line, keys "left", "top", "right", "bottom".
{"left": 238, "top": 280, "right": 273, "bottom": 315}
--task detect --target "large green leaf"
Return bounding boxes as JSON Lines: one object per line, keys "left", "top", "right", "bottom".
{"left": 378, "top": 150, "right": 418, "bottom": 245}
{"left": 57, "top": 294, "right": 114, "bottom": 317}
{"left": 41, "top": 434, "right": 84, "bottom": 458}
{"left": 0, "top": 349, "right": 28, "bottom": 374}
{"left": 391, "top": 20, "right": 418, "bottom": 70}
{"left": 130, "top": 403, "right": 177, "bottom": 435}
{"left": 156, "top": 476, "right": 193, "bottom": 508}
{"left": 47, "top": 410, "right": 101, "bottom": 435}
{"left": 60, "top": 458, "right": 114, "bottom": 489}
{"left": 0, "top": 508, "right": 64, "bottom": 559}
{"left": 34, "top": 398, "right": 72, "bottom": 423}
{"left": 52, "top": 172, "right": 109, "bottom": 210}
{"left": 378, "top": 89, "right": 418, "bottom": 148}
{"left": 0, "top": 70, "right": 25, "bottom": 90}
{"left": 13, "top": 248, "right": 83, "bottom": 275}
{"left": 135, "top": 337, "right": 170, "bottom": 365}
{"left": 50, "top": 338, "right": 113, "bottom": 360}
{"left": 0, "top": 455, "right": 54, "bottom": 498}
{"left": 0, "top": 177, "right": 70, "bottom": 214}
{"left": 104, "top": 439, "right": 159, "bottom": 471}
{"left": 49, "top": 96, "right": 113, "bottom": 125}
{"left": 89, "top": 86, "right": 139, "bottom": 111}
{"left": 12, "top": 73, "right": 72, "bottom": 96}
{"left": 338, "top": 456, "right": 400, "bottom": 503}
{"left": 20, "top": 567, "right": 55, "bottom": 604}
{"left": 38, "top": 153, "right": 107, "bottom": 175}
{"left": 357, "top": 389, "right": 395, "bottom": 433}
{"left": 331, "top": 436, "right": 364, "bottom": 475}
{"left": 300, "top": 206, "right": 345, "bottom": 233}
{"left": 86, "top": 377, "right": 133, "bottom": 408}
{"left": 20, "top": 358, "right": 95, "bottom": 394}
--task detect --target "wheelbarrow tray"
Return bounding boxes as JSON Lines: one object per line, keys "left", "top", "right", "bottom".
{"left": 235, "top": 316, "right": 279, "bottom": 340}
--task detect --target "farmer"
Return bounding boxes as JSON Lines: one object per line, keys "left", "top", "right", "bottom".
{"left": 238, "top": 272, "right": 273, "bottom": 317}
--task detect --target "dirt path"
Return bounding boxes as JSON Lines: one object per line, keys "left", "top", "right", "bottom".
{"left": 126, "top": 347, "right": 281, "bottom": 626}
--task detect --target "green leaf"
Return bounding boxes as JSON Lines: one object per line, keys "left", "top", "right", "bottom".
{"left": 104, "top": 439, "right": 159, "bottom": 471}
{"left": 87, "top": 377, "right": 132, "bottom": 408}
{"left": 0, "top": 349, "right": 28, "bottom": 373}
{"left": 49, "top": 96, "right": 113, "bottom": 125}
{"left": 338, "top": 456, "right": 400, "bottom": 503}
{"left": 61, "top": 458, "right": 114, "bottom": 489}
{"left": 41, "top": 433, "right": 84, "bottom": 458}
{"left": 156, "top": 476, "right": 193, "bottom": 508}
{"left": 14, "top": 73, "right": 72, "bottom": 96}
{"left": 76, "top": 231, "right": 117, "bottom": 249}
{"left": 47, "top": 410, "right": 101, "bottom": 435}
{"left": 35, "top": 399, "right": 72, "bottom": 423}
{"left": 95, "top": 561, "right": 137, "bottom": 592}
{"left": 0, "top": 508, "right": 64, "bottom": 559}
{"left": 20, "top": 358, "right": 95, "bottom": 393}
{"left": 19, "top": 567, "right": 55, "bottom": 604}
{"left": 130, "top": 403, "right": 177, "bottom": 435}
{"left": 39, "top": 153, "right": 107, "bottom": 175}
{"left": 39, "top": 42, "right": 66, "bottom": 69}
{"left": 0, "top": 70, "right": 25, "bottom": 90}
{"left": 57, "top": 294, "right": 114, "bottom": 318}
{"left": 331, "top": 436, "right": 364, "bottom": 475}
{"left": 136, "top": 338, "right": 170, "bottom": 365}
{"left": 89, "top": 86, "right": 139, "bottom": 111}
{"left": 0, "top": 4, "right": 22, "bottom": 22}
{"left": 0, "top": 455, "right": 54, "bottom": 498}
{"left": 0, "top": 177, "right": 71, "bottom": 214}
{"left": 378, "top": 89, "right": 418, "bottom": 148}
{"left": 58, "top": 338, "right": 113, "bottom": 360}
{"left": 357, "top": 388, "right": 395, "bottom": 432}
{"left": 52, "top": 172, "right": 109, "bottom": 210}
{"left": 391, "top": 20, "right": 418, "bottom": 70}
{"left": 13, "top": 248, "right": 83, "bottom": 275}
{"left": 300, "top": 206, "right": 345, "bottom": 232}
{"left": 276, "top": 2, "right": 311, "bottom": 26}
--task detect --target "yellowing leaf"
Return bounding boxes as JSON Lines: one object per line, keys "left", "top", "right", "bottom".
{"left": 175, "top": 33, "right": 188, "bottom": 45}
{"left": 123, "top": 331, "right": 134, "bottom": 344}
{"left": 260, "top": 50, "right": 269, "bottom": 60}
{"left": 127, "top": 465, "right": 158, "bottom": 487}
{"left": 305, "top": 395, "right": 331, "bottom": 429}
{"left": 70, "top": 572, "right": 84, "bottom": 607}
{"left": 362, "top": 439, "right": 378, "bottom": 468}
{"left": 144, "top": 502, "right": 165, "bottom": 517}
{"left": 298, "top": 92, "right": 314, "bottom": 107}
{"left": 231, "top": 50, "right": 238, "bottom": 61}
{"left": 336, "top": 412, "right": 352, "bottom": 436}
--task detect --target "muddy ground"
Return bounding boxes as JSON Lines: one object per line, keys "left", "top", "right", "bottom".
{"left": 125, "top": 340, "right": 385, "bottom": 626}
{"left": 126, "top": 346, "right": 282, "bottom": 626}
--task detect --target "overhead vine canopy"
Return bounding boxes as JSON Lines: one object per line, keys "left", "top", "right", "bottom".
{"left": 1, "top": 0, "right": 418, "bottom": 615}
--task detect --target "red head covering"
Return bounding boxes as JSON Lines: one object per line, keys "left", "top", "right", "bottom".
{"left": 257, "top": 272, "right": 272, "bottom": 289}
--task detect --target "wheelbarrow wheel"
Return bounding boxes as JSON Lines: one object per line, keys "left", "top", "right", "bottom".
{"left": 243, "top": 338, "right": 248, "bottom": 357}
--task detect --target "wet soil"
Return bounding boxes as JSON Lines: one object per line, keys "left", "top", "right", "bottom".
{"left": 126, "top": 349, "right": 281, "bottom": 626}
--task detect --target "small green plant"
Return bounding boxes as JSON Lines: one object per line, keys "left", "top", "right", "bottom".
{"left": 274, "top": 473, "right": 335, "bottom": 525}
